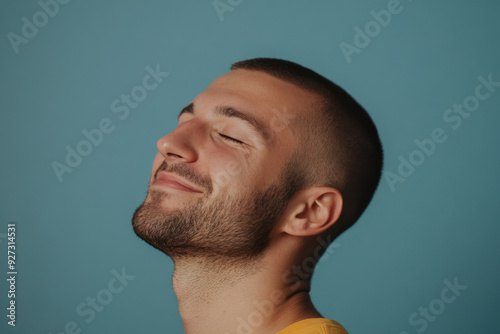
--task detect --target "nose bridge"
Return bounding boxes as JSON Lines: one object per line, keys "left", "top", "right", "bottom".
{"left": 157, "top": 118, "right": 206, "bottom": 162}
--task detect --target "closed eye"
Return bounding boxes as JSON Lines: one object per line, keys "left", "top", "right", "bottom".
{"left": 219, "top": 133, "right": 245, "bottom": 145}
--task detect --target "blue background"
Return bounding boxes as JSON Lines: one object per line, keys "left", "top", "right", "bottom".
{"left": 1, "top": 0, "right": 499, "bottom": 333}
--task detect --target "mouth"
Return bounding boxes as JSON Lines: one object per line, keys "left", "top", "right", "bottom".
{"left": 153, "top": 172, "right": 203, "bottom": 193}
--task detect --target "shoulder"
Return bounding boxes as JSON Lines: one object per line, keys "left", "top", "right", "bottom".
{"left": 276, "top": 318, "right": 349, "bottom": 334}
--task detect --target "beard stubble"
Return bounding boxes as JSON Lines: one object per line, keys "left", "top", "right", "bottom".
{"left": 132, "top": 158, "right": 302, "bottom": 263}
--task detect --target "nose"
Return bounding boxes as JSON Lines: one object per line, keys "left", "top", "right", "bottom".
{"left": 156, "top": 120, "right": 204, "bottom": 164}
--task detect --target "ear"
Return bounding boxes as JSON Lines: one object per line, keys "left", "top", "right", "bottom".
{"left": 280, "top": 186, "right": 343, "bottom": 237}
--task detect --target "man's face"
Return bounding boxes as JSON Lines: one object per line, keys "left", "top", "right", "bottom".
{"left": 132, "top": 69, "right": 315, "bottom": 261}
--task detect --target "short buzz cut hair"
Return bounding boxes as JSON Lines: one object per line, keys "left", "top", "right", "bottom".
{"left": 231, "top": 58, "right": 383, "bottom": 236}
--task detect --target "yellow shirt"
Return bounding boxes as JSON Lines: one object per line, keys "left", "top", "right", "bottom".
{"left": 276, "top": 318, "right": 349, "bottom": 334}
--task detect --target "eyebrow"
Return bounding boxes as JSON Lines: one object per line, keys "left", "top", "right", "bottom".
{"left": 178, "top": 103, "right": 268, "bottom": 145}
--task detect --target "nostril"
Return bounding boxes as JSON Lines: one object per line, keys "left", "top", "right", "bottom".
{"left": 167, "top": 152, "right": 183, "bottom": 159}
{"left": 157, "top": 131, "right": 198, "bottom": 163}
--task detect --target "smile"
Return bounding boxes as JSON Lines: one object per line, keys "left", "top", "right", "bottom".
{"left": 153, "top": 172, "right": 203, "bottom": 193}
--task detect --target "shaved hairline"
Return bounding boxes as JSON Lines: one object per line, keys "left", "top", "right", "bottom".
{"left": 230, "top": 58, "right": 384, "bottom": 234}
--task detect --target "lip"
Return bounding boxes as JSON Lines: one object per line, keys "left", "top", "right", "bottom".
{"left": 153, "top": 172, "right": 203, "bottom": 193}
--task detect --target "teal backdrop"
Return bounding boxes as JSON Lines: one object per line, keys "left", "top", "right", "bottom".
{"left": 1, "top": 0, "right": 499, "bottom": 333}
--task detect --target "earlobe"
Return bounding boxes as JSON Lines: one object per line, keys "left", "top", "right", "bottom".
{"left": 281, "top": 187, "right": 343, "bottom": 237}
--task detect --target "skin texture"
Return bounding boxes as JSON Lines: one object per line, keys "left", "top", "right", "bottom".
{"left": 132, "top": 69, "right": 344, "bottom": 334}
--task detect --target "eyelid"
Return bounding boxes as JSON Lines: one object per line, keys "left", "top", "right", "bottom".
{"left": 218, "top": 133, "right": 245, "bottom": 145}
{"left": 177, "top": 114, "right": 248, "bottom": 146}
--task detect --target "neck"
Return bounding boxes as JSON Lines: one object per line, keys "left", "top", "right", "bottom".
{"left": 171, "top": 255, "right": 322, "bottom": 334}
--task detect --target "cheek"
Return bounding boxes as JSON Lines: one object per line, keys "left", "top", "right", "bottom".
{"left": 206, "top": 149, "right": 254, "bottom": 193}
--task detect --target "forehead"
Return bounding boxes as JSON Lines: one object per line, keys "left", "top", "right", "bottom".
{"left": 193, "top": 69, "right": 318, "bottom": 149}
{"left": 199, "top": 69, "right": 315, "bottom": 111}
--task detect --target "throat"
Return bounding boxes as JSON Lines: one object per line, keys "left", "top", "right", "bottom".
{"left": 170, "top": 255, "right": 318, "bottom": 334}
{"left": 172, "top": 256, "right": 264, "bottom": 322}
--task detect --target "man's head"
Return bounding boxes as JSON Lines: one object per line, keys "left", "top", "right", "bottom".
{"left": 132, "top": 58, "right": 383, "bottom": 265}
